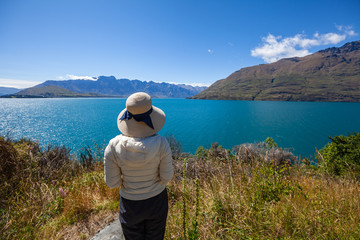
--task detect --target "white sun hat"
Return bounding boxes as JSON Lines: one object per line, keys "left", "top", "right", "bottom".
{"left": 117, "top": 92, "right": 166, "bottom": 138}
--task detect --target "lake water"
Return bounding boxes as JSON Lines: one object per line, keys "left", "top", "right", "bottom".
{"left": 1, "top": 98, "right": 359, "bottom": 158}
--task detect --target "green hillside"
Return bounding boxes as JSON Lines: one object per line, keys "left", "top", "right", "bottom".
{"left": 192, "top": 40, "right": 360, "bottom": 102}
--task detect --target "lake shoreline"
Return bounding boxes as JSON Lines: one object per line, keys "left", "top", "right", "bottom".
{"left": 1, "top": 98, "right": 359, "bottom": 158}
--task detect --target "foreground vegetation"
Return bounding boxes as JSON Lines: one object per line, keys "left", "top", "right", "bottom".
{"left": 1, "top": 134, "right": 360, "bottom": 239}
{"left": 0, "top": 137, "right": 118, "bottom": 239}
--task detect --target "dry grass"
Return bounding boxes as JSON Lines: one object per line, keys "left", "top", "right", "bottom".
{"left": 1, "top": 137, "right": 360, "bottom": 239}
{"left": 0, "top": 137, "right": 120, "bottom": 240}
{"left": 165, "top": 143, "right": 360, "bottom": 239}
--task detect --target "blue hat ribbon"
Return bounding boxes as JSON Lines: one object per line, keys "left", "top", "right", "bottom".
{"left": 120, "top": 107, "right": 154, "bottom": 129}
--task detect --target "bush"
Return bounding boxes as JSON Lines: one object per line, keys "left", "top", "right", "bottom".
{"left": 233, "top": 137, "right": 297, "bottom": 166}
{"left": 166, "top": 134, "right": 183, "bottom": 160}
{"left": 317, "top": 132, "right": 360, "bottom": 178}
{"left": 0, "top": 137, "right": 18, "bottom": 181}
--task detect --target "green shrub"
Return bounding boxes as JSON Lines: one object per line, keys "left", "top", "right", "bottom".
{"left": 253, "top": 163, "right": 297, "bottom": 203}
{"left": 317, "top": 132, "right": 360, "bottom": 178}
{"left": 265, "top": 137, "right": 278, "bottom": 149}
{"left": 195, "top": 146, "right": 206, "bottom": 160}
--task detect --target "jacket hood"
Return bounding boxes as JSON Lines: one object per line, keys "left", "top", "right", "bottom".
{"left": 117, "top": 134, "right": 161, "bottom": 167}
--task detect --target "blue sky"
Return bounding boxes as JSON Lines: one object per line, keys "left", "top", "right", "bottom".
{"left": 0, "top": 0, "right": 359, "bottom": 88}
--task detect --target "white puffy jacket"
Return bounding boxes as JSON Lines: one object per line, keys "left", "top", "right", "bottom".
{"left": 104, "top": 134, "right": 174, "bottom": 200}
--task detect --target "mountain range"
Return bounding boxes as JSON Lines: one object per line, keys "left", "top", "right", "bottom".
{"left": 35, "top": 76, "right": 207, "bottom": 98}
{"left": 192, "top": 40, "right": 360, "bottom": 102}
{"left": 1, "top": 76, "right": 207, "bottom": 98}
{"left": 4, "top": 85, "right": 102, "bottom": 98}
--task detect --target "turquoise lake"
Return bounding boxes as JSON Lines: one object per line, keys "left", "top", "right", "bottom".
{"left": 1, "top": 98, "right": 359, "bottom": 158}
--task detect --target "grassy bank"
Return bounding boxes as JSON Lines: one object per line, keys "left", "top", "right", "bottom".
{"left": 167, "top": 142, "right": 360, "bottom": 239}
{"left": 0, "top": 137, "right": 118, "bottom": 239}
{"left": 1, "top": 136, "right": 360, "bottom": 239}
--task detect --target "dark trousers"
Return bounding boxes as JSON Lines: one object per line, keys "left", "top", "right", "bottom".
{"left": 119, "top": 189, "right": 168, "bottom": 240}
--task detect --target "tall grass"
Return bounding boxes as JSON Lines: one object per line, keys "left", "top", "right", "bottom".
{"left": 0, "top": 137, "right": 119, "bottom": 240}
{"left": 166, "top": 142, "right": 360, "bottom": 239}
{"left": 1, "top": 136, "right": 360, "bottom": 239}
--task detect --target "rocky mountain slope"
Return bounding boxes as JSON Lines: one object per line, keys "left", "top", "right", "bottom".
{"left": 192, "top": 40, "right": 360, "bottom": 102}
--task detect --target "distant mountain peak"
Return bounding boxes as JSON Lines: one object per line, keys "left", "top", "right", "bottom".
{"left": 97, "top": 76, "right": 117, "bottom": 81}
{"left": 0, "top": 87, "right": 21, "bottom": 96}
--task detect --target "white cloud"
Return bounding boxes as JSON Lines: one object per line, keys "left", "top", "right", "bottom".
{"left": 0, "top": 78, "right": 42, "bottom": 88}
{"left": 149, "top": 80, "right": 211, "bottom": 87}
{"left": 183, "top": 82, "right": 211, "bottom": 87}
{"left": 336, "top": 24, "right": 357, "bottom": 36}
{"left": 207, "top": 49, "right": 214, "bottom": 54}
{"left": 251, "top": 26, "right": 357, "bottom": 63}
{"left": 347, "top": 30, "right": 356, "bottom": 36}
{"left": 58, "top": 74, "right": 98, "bottom": 80}
{"left": 317, "top": 32, "right": 346, "bottom": 44}
{"left": 251, "top": 34, "right": 311, "bottom": 63}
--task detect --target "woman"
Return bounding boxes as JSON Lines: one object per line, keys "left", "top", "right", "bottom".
{"left": 104, "top": 92, "right": 174, "bottom": 240}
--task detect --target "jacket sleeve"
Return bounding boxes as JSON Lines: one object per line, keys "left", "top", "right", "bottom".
{"left": 159, "top": 137, "right": 174, "bottom": 184}
{"left": 104, "top": 142, "right": 122, "bottom": 188}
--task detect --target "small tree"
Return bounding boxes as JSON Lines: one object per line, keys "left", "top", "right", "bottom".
{"left": 317, "top": 132, "right": 360, "bottom": 178}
